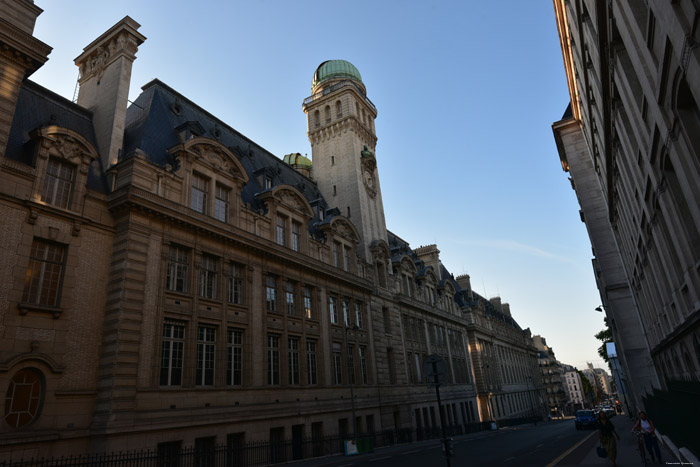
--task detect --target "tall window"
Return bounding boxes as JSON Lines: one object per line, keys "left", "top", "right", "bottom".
{"left": 266, "top": 275, "right": 277, "bottom": 312}
{"left": 267, "top": 335, "right": 280, "bottom": 385}
{"left": 196, "top": 325, "right": 216, "bottom": 386}
{"left": 359, "top": 346, "right": 368, "bottom": 384}
{"left": 342, "top": 300, "right": 350, "bottom": 327}
{"left": 314, "top": 110, "right": 320, "bottom": 128}
{"left": 166, "top": 245, "right": 189, "bottom": 293}
{"left": 285, "top": 280, "right": 296, "bottom": 316}
{"left": 227, "top": 329, "right": 242, "bottom": 386}
{"left": 347, "top": 344, "right": 355, "bottom": 384}
{"left": 227, "top": 262, "right": 244, "bottom": 305}
{"left": 276, "top": 216, "right": 287, "bottom": 246}
{"left": 355, "top": 302, "right": 363, "bottom": 329}
{"left": 332, "top": 343, "right": 342, "bottom": 384}
{"left": 303, "top": 286, "right": 313, "bottom": 319}
{"left": 41, "top": 159, "right": 73, "bottom": 209}
{"left": 329, "top": 296, "right": 338, "bottom": 324}
{"left": 307, "top": 340, "right": 317, "bottom": 385}
{"left": 160, "top": 321, "right": 185, "bottom": 386}
{"left": 343, "top": 247, "right": 351, "bottom": 272}
{"left": 190, "top": 173, "right": 208, "bottom": 214}
{"left": 214, "top": 184, "right": 230, "bottom": 222}
{"left": 333, "top": 242, "right": 340, "bottom": 268}
{"left": 288, "top": 337, "right": 300, "bottom": 385}
{"left": 291, "top": 222, "right": 301, "bottom": 252}
{"left": 336, "top": 100, "right": 343, "bottom": 118}
{"left": 199, "top": 255, "right": 218, "bottom": 299}
{"left": 22, "top": 239, "right": 65, "bottom": 307}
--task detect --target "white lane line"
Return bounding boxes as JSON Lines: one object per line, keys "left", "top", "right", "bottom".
{"left": 504, "top": 456, "right": 516, "bottom": 462}
{"left": 369, "top": 456, "right": 392, "bottom": 462}
{"left": 401, "top": 449, "right": 422, "bottom": 455}
{"left": 537, "top": 444, "right": 544, "bottom": 448}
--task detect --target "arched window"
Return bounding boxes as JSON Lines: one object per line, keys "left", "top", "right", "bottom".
{"left": 336, "top": 100, "right": 343, "bottom": 118}
{"left": 314, "top": 110, "right": 320, "bottom": 128}
{"left": 325, "top": 105, "right": 331, "bottom": 123}
{"left": 4, "top": 368, "right": 44, "bottom": 428}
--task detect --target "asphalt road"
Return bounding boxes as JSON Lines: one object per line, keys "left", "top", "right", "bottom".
{"left": 296, "top": 420, "right": 594, "bottom": 467}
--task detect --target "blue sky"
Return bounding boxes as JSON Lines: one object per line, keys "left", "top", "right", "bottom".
{"left": 30, "top": 1, "right": 608, "bottom": 370}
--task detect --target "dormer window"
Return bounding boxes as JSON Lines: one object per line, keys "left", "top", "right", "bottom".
{"left": 214, "top": 184, "right": 230, "bottom": 222}
{"left": 42, "top": 159, "right": 74, "bottom": 209}
{"left": 265, "top": 176, "right": 273, "bottom": 189}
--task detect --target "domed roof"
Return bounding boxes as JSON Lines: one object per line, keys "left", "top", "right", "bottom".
{"left": 312, "top": 60, "right": 362, "bottom": 90}
{"left": 283, "top": 153, "right": 312, "bottom": 168}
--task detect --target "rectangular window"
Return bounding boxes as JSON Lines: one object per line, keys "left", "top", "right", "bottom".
{"left": 303, "top": 286, "right": 313, "bottom": 319}
{"left": 343, "top": 247, "right": 350, "bottom": 271}
{"left": 160, "top": 321, "right": 185, "bottom": 386}
{"left": 383, "top": 307, "right": 391, "bottom": 333}
{"left": 333, "top": 343, "right": 342, "bottom": 385}
{"left": 214, "top": 183, "right": 230, "bottom": 222}
{"left": 387, "top": 348, "right": 396, "bottom": 384}
{"left": 276, "top": 216, "right": 287, "bottom": 246}
{"left": 196, "top": 325, "right": 216, "bottom": 385}
{"left": 292, "top": 222, "right": 301, "bottom": 252}
{"left": 307, "top": 340, "right": 317, "bottom": 385}
{"left": 227, "top": 328, "right": 242, "bottom": 386}
{"left": 355, "top": 302, "right": 363, "bottom": 329}
{"left": 359, "top": 346, "right": 368, "bottom": 384}
{"left": 288, "top": 337, "right": 300, "bottom": 385}
{"left": 166, "top": 245, "right": 189, "bottom": 293}
{"left": 347, "top": 344, "right": 355, "bottom": 385}
{"left": 329, "top": 296, "right": 338, "bottom": 324}
{"left": 285, "top": 280, "right": 297, "bottom": 316}
{"left": 267, "top": 335, "right": 280, "bottom": 385}
{"left": 343, "top": 300, "right": 351, "bottom": 327}
{"left": 333, "top": 242, "right": 340, "bottom": 268}
{"left": 22, "top": 239, "right": 66, "bottom": 307}
{"left": 41, "top": 159, "right": 73, "bottom": 209}
{"left": 227, "top": 262, "right": 244, "bottom": 305}
{"left": 266, "top": 275, "right": 277, "bottom": 312}
{"left": 191, "top": 173, "right": 208, "bottom": 214}
{"left": 199, "top": 254, "right": 218, "bottom": 299}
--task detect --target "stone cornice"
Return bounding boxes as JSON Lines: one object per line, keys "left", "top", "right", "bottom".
{"left": 0, "top": 17, "right": 52, "bottom": 76}
{"left": 74, "top": 16, "right": 145, "bottom": 83}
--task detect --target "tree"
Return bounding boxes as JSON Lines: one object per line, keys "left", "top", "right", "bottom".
{"left": 595, "top": 317, "right": 613, "bottom": 364}
{"left": 577, "top": 369, "right": 596, "bottom": 405}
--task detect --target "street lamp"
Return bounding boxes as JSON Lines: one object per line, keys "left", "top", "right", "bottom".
{"left": 595, "top": 306, "right": 603, "bottom": 312}
{"left": 345, "top": 325, "right": 360, "bottom": 443}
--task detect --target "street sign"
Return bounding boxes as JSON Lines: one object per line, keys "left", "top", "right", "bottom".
{"left": 423, "top": 354, "right": 447, "bottom": 387}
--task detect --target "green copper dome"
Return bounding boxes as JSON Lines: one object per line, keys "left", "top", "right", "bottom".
{"left": 312, "top": 60, "right": 362, "bottom": 90}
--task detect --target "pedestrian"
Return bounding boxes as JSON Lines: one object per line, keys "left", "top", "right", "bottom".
{"left": 631, "top": 411, "right": 663, "bottom": 463}
{"left": 598, "top": 410, "right": 620, "bottom": 467}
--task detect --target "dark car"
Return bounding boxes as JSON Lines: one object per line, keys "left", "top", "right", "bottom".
{"left": 575, "top": 410, "right": 597, "bottom": 430}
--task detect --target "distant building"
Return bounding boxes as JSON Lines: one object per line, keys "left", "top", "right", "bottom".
{"left": 562, "top": 364, "right": 585, "bottom": 411}
{"left": 533, "top": 336, "right": 567, "bottom": 417}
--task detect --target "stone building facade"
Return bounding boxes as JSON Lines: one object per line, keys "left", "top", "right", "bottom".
{"left": 1, "top": 2, "right": 545, "bottom": 458}
{"left": 533, "top": 336, "right": 567, "bottom": 417}
{"left": 552, "top": 0, "right": 700, "bottom": 413}
{"left": 562, "top": 364, "right": 585, "bottom": 411}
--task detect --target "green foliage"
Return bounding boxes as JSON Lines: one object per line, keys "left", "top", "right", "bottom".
{"left": 578, "top": 369, "right": 594, "bottom": 399}
{"left": 595, "top": 317, "right": 613, "bottom": 364}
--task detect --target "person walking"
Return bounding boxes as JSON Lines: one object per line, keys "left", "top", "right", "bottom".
{"left": 632, "top": 411, "right": 663, "bottom": 463}
{"left": 598, "top": 411, "right": 621, "bottom": 466}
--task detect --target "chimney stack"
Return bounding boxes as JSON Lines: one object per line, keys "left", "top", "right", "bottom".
{"left": 74, "top": 16, "right": 145, "bottom": 170}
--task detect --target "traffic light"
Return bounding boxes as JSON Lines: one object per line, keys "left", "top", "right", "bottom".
{"left": 443, "top": 438, "right": 454, "bottom": 458}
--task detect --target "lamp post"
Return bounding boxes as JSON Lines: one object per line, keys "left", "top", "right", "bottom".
{"left": 345, "top": 325, "right": 359, "bottom": 443}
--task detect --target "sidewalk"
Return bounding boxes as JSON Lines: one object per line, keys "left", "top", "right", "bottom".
{"left": 556, "top": 414, "right": 676, "bottom": 466}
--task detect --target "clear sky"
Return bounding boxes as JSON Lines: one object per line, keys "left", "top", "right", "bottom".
{"left": 29, "top": 0, "right": 608, "bottom": 370}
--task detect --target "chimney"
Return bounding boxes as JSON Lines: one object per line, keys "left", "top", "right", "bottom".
{"left": 74, "top": 16, "right": 145, "bottom": 169}
{"left": 502, "top": 302, "right": 511, "bottom": 317}
{"left": 489, "top": 296, "right": 502, "bottom": 312}
{"left": 455, "top": 274, "right": 471, "bottom": 294}
{"left": 0, "top": 0, "right": 51, "bottom": 157}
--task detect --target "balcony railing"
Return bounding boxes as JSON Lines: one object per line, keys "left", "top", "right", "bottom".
{"left": 303, "top": 80, "right": 377, "bottom": 112}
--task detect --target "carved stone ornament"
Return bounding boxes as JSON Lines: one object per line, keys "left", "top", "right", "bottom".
{"left": 277, "top": 189, "right": 304, "bottom": 211}
{"left": 79, "top": 31, "right": 140, "bottom": 82}
{"left": 360, "top": 145, "right": 377, "bottom": 198}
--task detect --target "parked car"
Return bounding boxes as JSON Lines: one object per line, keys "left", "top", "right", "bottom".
{"left": 602, "top": 406, "right": 616, "bottom": 418}
{"left": 575, "top": 410, "right": 598, "bottom": 430}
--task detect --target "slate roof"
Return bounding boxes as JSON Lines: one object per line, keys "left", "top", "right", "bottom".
{"left": 6, "top": 80, "right": 108, "bottom": 193}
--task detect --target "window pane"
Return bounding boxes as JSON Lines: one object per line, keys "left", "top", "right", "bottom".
{"left": 41, "top": 159, "right": 73, "bottom": 209}
{"left": 22, "top": 239, "right": 66, "bottom": 307}
{"left": 191, "top": 174, "right": 208, "bottom": 214}
{"left": 161, "top": 322, "right": 185, "bottom": 386}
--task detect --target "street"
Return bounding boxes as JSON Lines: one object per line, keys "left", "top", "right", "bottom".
{"left": 296, "top": 420, "right": 592, "bottom": 467}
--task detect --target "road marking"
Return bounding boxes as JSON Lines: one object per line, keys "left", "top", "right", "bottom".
{"left": 504, "top": 456, "right": 515, "bottom": 462}
{"left": 401, "top": 450, "right": 422, "bottom": 455}
{"left": 545, "top": 431, "right": 597, "bottom": 467}
{"left": 369, "top": 456, "right": 392, "bottom": 462}
{"left": 537, "top": 444, "right": 544, "bottom": 448}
